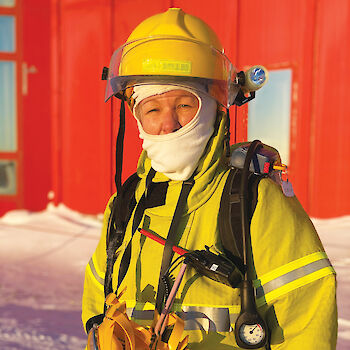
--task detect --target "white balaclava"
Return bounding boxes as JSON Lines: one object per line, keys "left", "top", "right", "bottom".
{"left": 132, "top": 84, "right": 217, "bottom": 181}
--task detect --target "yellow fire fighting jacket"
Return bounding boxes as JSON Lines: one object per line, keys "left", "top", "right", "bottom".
{"left": 82, "top": 112, "right": 337, "bottom": 349}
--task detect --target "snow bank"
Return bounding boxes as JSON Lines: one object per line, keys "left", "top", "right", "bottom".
{"left": 0, "top": 204, "right": 102, "bottom": 349}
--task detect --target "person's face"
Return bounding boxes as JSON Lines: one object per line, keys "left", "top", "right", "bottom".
{"left": 136, "top": 90, "right": 199, "bottom": 135}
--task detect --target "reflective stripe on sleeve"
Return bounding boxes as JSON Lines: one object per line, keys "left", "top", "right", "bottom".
{"left": 88, "top": 257, "right": 104, "bottom": 287}
{"left": 254, "top": 252, "right": 335, "bottom": 306}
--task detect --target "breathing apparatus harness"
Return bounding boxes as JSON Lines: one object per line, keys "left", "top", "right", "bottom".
{"left": 93, "top": 140, "right": 274, "bottom": 350}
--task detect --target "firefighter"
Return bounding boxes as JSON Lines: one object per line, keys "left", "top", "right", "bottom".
{"left": 82, "top": 8, "right": 337, "bottom": 349}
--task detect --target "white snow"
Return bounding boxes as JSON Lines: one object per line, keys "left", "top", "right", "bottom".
{"left": 0, "top": 204, "right": 348, "bottom": 349}
{"left": 0, "top": 204, "right": 101, "bottom": 350}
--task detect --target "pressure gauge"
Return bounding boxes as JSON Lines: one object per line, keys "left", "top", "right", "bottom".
{"left": 238, "top": 323, "right": 266, "bottom": 346}
{"left": 234, "top": 280, "right": 269, "bottom": 349}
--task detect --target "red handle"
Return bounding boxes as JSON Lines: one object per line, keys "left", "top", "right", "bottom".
{"left": 138, "top": 228, "right": 188, "bottom": 256}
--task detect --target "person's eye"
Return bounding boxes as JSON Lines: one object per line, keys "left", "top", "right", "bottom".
{"left": 178, "top": 104, "right": 191, "bottom": 109}
{"left": 146, "top": 108, "right": 159, "bottom": 114}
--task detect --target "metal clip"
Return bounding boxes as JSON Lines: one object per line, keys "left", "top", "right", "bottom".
{"left": 101, "top": 66, "right": 109, "bottom": 80}
{"left": 277, "top": 165, "right": 295, "bottom": 197}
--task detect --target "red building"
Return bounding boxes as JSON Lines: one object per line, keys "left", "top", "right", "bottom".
{"left": 0, "top": 0, "right": 349, "bottom": 218}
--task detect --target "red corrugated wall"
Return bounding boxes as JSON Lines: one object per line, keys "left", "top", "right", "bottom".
{"left": 50, "top": 0, "right": 113, "bottom": 213}
{"left": 9, "top": 0, "right": 349, "bottom": 218}
{"left": 308, "top": 0, "right": 350, "bottom": 217}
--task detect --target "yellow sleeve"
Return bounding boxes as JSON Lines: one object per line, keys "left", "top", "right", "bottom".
{"left": 251, "top": 178, "right": 337, "bottom": 349}
{"left": 81, "top": 194, "right": 116, "bottom": 332}
{"left": 267, "top": 274, "right": 337, "bottom": 349}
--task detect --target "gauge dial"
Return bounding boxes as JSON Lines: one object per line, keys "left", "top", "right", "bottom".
{"left": 239, "top": 323, "right": 265, "bottom": 345}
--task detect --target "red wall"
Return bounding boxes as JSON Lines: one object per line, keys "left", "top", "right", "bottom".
{"left": 308, "top": 0, "right": 350, "bottom": 217}
{"left": 50, "top": 0, "right": 113, "bottom": 213}
{"left": 6, "top": 0, "right": 348, "bottom": 218}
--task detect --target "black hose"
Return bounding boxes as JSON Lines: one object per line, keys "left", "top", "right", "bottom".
{"left": 239, "top": 140, "right": 262, "bottom": 279}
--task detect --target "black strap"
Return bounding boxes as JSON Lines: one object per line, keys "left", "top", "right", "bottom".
{"left": 104, "top": 172, "right": 140, "bottom": 297}
{"left": 106, "top": 172, "right": 140, "bottom": 246}
{"left": 155, "top": 177, "right": 195, "bottom": 313}
{"left": 105, "top": 167, "right": 169, "bottom": 298}
{"left": 115, "top": 98, "right": 126, "bottom": 194}
{"left": 225, "top": 108, "right": 231, "bottom": 157}
{"left": 219, "top": 168, "right": 244, "bottom": 259}
{"left": 240, "top": 140, "right": 263, "bottom": 271}
{"left": 131, "top": 168, "right": 156, "bottom": 235}
{"left": 85, "top": 314, "right": 104, "bottom": 334}
{"left": 116, "top": 168, "right": 158, "bottom": 290}
{"left": 218, "top": 167, "right": 263, "bottom": 274}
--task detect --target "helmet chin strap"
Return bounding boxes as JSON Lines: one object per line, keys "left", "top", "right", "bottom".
{"left": 225, "top": 107, "right": 231, "bottom": 158}
{"left": 115, "top": 96, "right": 126, "bottom": 194}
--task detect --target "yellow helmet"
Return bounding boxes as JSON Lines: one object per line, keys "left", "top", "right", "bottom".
{"left": 104, "top": 8, "right": 239, "bottom": 107}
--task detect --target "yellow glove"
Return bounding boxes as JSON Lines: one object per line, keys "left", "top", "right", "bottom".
{"left": 87, "top": 289, "right": 188, "bottom": 350}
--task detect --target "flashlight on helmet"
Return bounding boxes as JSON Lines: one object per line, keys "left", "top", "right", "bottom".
{"left": 241, "top": 65, "right": 268, "bottom": 94}
{"left": 233, "top": 65, "right": 269, "bottom": 106}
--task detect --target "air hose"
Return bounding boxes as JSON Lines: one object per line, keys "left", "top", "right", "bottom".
{"left": 234, "top": 140, "right": 270, "bottom": 349}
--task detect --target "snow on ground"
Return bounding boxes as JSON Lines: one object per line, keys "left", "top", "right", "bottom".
{"left": 0, "top": 204, "right": 349, "bottom": 349}
{"left": 0, "top": 204, "right": 101, "bottom": 350}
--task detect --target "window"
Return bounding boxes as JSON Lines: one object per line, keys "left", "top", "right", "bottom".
{"left": 0, "top": 5, "right": 18, "bottom": 197}
{"left": 0, "top": 15, "right": 15, "bottom": 52}
{"left": 0, "top": 160, "right": 16, "bottom": 194}
{"left": 248, "top": 69, "right": 292, "bottom": 164}
{"left": 0, "top": 0, "right": 15, "bottom": 6}
{"left": 0, "top": 61, "right": 17, "bottom": 151}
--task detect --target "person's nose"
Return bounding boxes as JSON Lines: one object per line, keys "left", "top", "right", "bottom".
{"left": 159, "top": 108, "right": 181, "bottom": 135}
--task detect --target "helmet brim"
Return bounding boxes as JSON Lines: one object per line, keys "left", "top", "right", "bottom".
{"left": 104, "top": 37, "right": 239, "bottom": 108}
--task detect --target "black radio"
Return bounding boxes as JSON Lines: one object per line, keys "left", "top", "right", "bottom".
{"left": 184, "top": 247, "right": 244, "bottom": 288}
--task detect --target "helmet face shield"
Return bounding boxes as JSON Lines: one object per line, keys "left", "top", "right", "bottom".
{"left": 105, "top": 37, "right": 239, "bottom": 107}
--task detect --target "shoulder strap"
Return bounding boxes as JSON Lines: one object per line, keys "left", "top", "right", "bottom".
{"left": 155, "top": 177, "right": 195, "bottom": 313}
{"left": 104, "top": 172, "right": 141, "bottom": 297}
{"left": 219, "top": 167, "right": 263, "bottom": 267}
{"left": 116, "top": 168, "right": 158, "bottom": 291}
{"left": 105, "top": 166, "right": 170, "bottom": 299}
